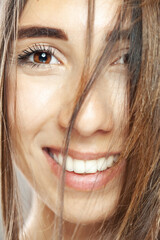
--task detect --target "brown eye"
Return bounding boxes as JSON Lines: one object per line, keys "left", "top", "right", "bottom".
{"left": 18, "top": 45, "right": 62, "bottom": 67}
{"left": 112, "top": 53, "right": 129, "bottom": 65}
{"left": 34, "top": 52, "right": 51, "bottom": 64}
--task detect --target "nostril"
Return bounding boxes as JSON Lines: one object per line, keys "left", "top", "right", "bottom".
{"left": 72, "top": 101, "right": 114, "bottom": 136}
{"left": 58, "top": 92, "right": 114, "bottom": 136}
{"left": 73, "top": 119, "right": 114, "bottom": 137}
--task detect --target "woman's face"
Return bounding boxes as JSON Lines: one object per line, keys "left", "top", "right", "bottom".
{"left": 9, "top": 0, "right": 129, "bottom": 224}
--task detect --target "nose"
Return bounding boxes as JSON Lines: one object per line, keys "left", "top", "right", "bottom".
{"left": 58, "top": 90, "right": 114, "bottom": 137}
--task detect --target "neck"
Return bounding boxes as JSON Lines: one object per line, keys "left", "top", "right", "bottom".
{"left": 20, "top": 193, "right": 108, "bottom": 240}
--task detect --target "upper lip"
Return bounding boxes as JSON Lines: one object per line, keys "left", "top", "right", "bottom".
{"left": 44, "top": 147, "right": 120, "bottom": 160}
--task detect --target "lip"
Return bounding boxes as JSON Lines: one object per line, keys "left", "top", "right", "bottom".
{"left": 43, "top": 147, "right": 126, "bottom": 191}
{"left": 44, "top": 146, "right": 119, "bottom": 160}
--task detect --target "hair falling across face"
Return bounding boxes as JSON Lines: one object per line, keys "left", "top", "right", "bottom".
{"left": 0, "top": 0, "right": 160, "bottom": 240}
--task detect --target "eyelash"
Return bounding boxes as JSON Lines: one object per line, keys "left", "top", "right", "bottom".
{"left": 113, "top": 53, "right": 129, "bottom": 65}
{"left": 17, "top": 43, "right": 129, "bottom": 70}
{"left": 18, "top": 44, "right": 61, "bottom": 68}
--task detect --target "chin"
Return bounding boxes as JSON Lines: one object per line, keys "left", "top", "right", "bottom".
{"left": 62, "top": 192, "right": 120, "bottom": 225}
{"left": 62, "top": 206, "right": 117, "bottom": 225}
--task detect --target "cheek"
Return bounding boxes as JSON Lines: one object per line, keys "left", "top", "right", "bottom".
{"left": 9, "top": 72, "right": 64, "bottom": 134}
{"left": 112, "top": 82, "right": 128, "bottom": 129}
{"left": 101, "top": 70, "right": 129, "bottom": 129}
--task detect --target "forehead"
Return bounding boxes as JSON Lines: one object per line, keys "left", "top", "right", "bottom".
{"left": 20, "top": 0, "right": 122, "bottom": 34}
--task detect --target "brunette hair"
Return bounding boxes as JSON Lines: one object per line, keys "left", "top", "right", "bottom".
{"left": 0, "top": 0, "right": 159, "bottom": 240}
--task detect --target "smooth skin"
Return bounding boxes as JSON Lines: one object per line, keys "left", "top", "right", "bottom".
{"left": 8, "top": 0, "right": 129, "bottom": 239}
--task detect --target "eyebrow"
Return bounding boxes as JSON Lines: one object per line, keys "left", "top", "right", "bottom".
{"left": 18, "top": 26, "right": 68, "bottom": 41}
{"left": 106, "top": 29, "right": 130, "bottom": 42}
{"left": 18, "top": 26, "right": 129, "bottom": 43}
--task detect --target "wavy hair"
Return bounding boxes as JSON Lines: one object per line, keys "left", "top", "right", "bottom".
{"left": 0, "top": 0, "right": 159, "bottom": 239}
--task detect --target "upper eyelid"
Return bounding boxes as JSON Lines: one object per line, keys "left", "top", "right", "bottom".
{"left": 112, "top": 47, "right": 130, "bottom": 55}
{"left": 18, "top": 43, "right": 67, "bottom": 64}
{"left": 108, "top": 50, "right": 130, "bottom": 67}
{"left": 111, "top": 47, "right": 129, "bottom": 60}
{"left": 111, "top": 53, "right": 129, "bottom": 65}
{"left": 19, "top": 43, "right": 56, "bottom": 53}
{"left": 17, "top": 43, "right": 129, "bottom": 67}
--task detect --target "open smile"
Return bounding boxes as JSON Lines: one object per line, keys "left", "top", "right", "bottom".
{"left": 47, "top": 148, "right": 119, "bottom": 174}
{"left": 43, "top": 147, "right": 126, "bottom": 191}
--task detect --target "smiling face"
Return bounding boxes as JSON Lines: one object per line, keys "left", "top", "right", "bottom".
{"left": 8, "top": 0, "right": 129, "bottom": 225}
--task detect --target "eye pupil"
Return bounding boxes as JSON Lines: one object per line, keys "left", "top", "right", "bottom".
{"left": 40, "top": 53, "right": 47, "bottom": 62}
{"left": 34, "top": 52, "right": 51, "bottom": 64}
{"left": 123, "top": 53, "right": 129, "bottom": 64}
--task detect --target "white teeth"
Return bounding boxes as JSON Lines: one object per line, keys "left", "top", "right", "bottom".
{"left": 58, "top": 153, "right": 63, "bottom": 165}
{"left": 97, "top": 157, "right": 106, "bottom": 171}
{"left": 49, "top": 151, "right": 117, "bottom": 174}
{"left": 106, "top": 156, "right": 114, "bottom": 168}
{"left": 66, "top": 156, "right": 74, "bottom": 171}
{"left": 74, "top": 159, "right": 85, "bottom": 173}
{"left": 86, "top": 160, "right": 97, "bottom": 173}
{"left": 114, "top": 155, "right": 118, "bottom": 163}
{"left": 54, "top": 154, "right": 59, "bottom": 163}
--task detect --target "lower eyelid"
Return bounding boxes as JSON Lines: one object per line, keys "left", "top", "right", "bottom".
{"left": 111, "top": 53, "right": 129, "bottom": 66}
{"left": 17, "top": 54, "right": 62, "bottom": 69}
{"left": 17, "top": 63, "right": 65, "bottom": 77}
{"left": 17, "top": 61, "right": 64, "bottom": 75}
{"left": 29, "top": 53, "right": 60, "bottom": 65}
{"left": 17, "top": 44, "right": 67, "bottom": 66}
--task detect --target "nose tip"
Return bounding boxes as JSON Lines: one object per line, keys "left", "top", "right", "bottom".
{"left": 58, "top": 91, "right": 114, "bottom": 137}
{"left": 74, "top": 97, "right": 114, "bottom": 137}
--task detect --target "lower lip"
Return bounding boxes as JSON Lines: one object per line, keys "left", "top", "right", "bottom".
{"left": 43, "top": 150, "right": 126, "bottom": 191}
